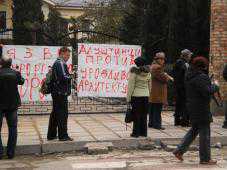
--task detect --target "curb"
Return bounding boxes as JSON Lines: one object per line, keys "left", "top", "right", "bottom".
{"left": 3, "top": 136, "right": 226, "bottom": 156}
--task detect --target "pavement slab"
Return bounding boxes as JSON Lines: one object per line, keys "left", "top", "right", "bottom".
{"left": 0, "top": 112, "right": 226, "bottom": 155}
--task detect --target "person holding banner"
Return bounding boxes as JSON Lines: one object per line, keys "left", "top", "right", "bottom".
{"left": 47, "top": 46, "right": 73, "bottom": 141}
{"left": 0, "top": 57, "right": 25, "bottom": 159}
{"left": 127, "top": 57, "right": 151, "bottom": 138}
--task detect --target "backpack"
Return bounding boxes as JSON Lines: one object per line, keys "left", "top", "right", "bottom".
{"left": 40, "top": 69, "right": 53, "bottom": 95}
{"left": 223, "top": 64, "right": 227, "bottom": 81}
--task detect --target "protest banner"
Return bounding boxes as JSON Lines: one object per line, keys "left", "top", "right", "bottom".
{"left": 2, "top": 45, "right": 72, "bottom": 102}
{"left": 77, "top": 43, "right": 141, "bottom": 97}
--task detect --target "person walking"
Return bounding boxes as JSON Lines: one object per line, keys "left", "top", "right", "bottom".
{"left": 47, "top": 46, "right": 73, "bottom": 141}
{"left": 148, "top": 52, "right": 173, "bottom": 130}
{"left": 127, "top": 57, "right": 151, "bottom": 138}
{"left": 173, "top": 49, "right": 192, "bottom": 126}
{"left": 173, "top": 56, "right": 217, "bottom": 165}
{"left": 0, "top": 57, "right": 24, "bottom": 159}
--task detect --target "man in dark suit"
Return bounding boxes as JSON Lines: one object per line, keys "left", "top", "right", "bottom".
{"left": 0, "top": 57, "right": 24, "bottom": 159}
{"left": 173, "top": 49, "right": 192, "bottom": 126}
{"left": 47, "top": 46, "right": 73, "bottom": 141}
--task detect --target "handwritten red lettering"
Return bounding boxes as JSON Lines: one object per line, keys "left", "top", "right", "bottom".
{"left": 26, "top": 63, "right": 31, "bottom": 77}
{"left": 30, "top": 77, "right": 40, "bottom": 101}
{"left": 86, "top": 55, "right": 94, "bottom": 64}
{"left": 34, "top": 64, "right": 40, "bottom": 77}
{"left": 79, "top": 44, "right": 92, "bottom": 54}
{"left": 104, "top": 55, "right": 111, "bottom": 65}
{"left": 43, "top": 48, "right": 52, "bottom": 60}
{"left": 114, "top": 48, "right": 120, "bottom": 56}
{"left": 96, "top": 55, "right": 102, "bottom": 64}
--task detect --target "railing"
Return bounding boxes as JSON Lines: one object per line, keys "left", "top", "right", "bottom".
{"left": 0, "top": 30, "right": 12, "bottom": 40}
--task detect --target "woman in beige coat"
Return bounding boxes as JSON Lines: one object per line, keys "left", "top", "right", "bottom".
{"left": 127, "top": 57, "right": 151, "bottom": 137}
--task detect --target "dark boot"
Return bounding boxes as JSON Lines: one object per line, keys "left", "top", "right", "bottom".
{"left": 174, "top": 117, "right": 182, "bottom": 126}
{"left": 173, "top": 150, "right": 184, "bottom": 161}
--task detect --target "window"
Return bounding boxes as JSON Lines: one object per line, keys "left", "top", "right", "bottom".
{"left": 0, "top": 11, "right": 6, "bottom": 31}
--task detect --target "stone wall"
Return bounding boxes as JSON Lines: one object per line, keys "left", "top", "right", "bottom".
{"left": 210, "top": 0, "right": 227, "bottom": 99}
{"left": 18, "top": 97, "right": 126, "bottom": 115}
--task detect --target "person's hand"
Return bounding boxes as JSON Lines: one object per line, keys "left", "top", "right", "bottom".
{"left": 163, "top": 102, "right": 168, "bottom": 108}
{"left": 213, "top": 80, "right": 219, "bottom": 86}
{"left": 169, "top": 76, "right": 174, "bottom": 82}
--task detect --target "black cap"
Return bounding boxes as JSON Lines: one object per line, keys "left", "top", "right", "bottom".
{"left": 135, "top": 57, "right": 146, "bottom": 67}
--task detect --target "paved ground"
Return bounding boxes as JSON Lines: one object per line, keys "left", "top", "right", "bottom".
{"left": 0, "top": 148, "right": 227, "bottom": 170}
{"left": 1, "top": 111, "right": 227, "bottom": 155}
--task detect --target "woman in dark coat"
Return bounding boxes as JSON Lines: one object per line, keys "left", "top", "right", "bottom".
{"left": 173, "top": 56, "right": 217, "bottom": 165}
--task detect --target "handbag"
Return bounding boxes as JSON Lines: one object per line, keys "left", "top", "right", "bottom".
{"left": 125, "top": 104, "right": 133, "bottom": 123}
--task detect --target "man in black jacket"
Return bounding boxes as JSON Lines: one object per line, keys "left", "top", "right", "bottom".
{"left": 47, "top": 46, "right": 73, "bottom": 141}
{"left": 0, "top": 57, "right": 24, "bottom": 159}
{"left": 223, "top": 64, "right": 227, "bottom": 128}
{"left": 173, "top": 49, "right": 192, "bottom": 126}
{"left": 173, "top": 56, "right": 217, "bottom": 165}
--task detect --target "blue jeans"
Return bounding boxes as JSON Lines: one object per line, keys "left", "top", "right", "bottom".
{"left": 175, "top": 124, "right": 211, "bottom": 162}
{"left": 0, "top": 109, "right": 18, "bottom": 157}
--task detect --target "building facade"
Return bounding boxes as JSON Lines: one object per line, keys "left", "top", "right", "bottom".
{"left": 0, "top": 0, "right": 13, "bottom": 40}
{"left": 0, "top": 0, "right": 90, "bottom": 41}
{"left": 210, "top": 0, "right": 227, "bottom": 100}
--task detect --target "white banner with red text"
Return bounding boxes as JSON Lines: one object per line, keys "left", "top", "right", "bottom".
{"left": 77, "top": 43, "right": 141, "bottom": 97}
{"left": 2, "top": 45, "right": 72, "bottom": 102}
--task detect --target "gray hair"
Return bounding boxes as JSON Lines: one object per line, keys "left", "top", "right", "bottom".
{"left": 154, "top": 52, "right": 165, "bottom": 60}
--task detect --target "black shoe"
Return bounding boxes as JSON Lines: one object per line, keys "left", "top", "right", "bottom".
{"left": 181, "top": 122, "right": 190, "bottom": 127}
{"left": 130, "top": 133, "right": 139, "bottom": 138}
{"left": 59, "top": 136, "right": 74, "bottom": 141}
{"left": 7, "top": 155, "right": 14, "bottom": 159}
{"left": 140, "top": 134, "right": 147, "bottom": 137}
{"left": 0, "top": 155, "right": 2, "bottom": 160}
{"left": 173, "top": 151, "right": 184, "bottom": 162}
{"left": 222, "top": 124, "right": 227, "bottom": 129}
{"left": 148, "top": 123, "right": 153, "bottom": 128}
{"left": 154, "top": 127, "right": 165, "bottom": 130}
{"left": 47, "top": 136, "right": 57, "bottom": 141}
{"left": 174, "top": 118, "right": 182, "bottom": 126}
{"left": 174, "top": 121, "right": 182, "bottom": 126}
{"left": 200, "top": 160, "right": 217, "bottom": 165}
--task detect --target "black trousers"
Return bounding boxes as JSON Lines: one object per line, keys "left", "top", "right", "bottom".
{"left": 0, "top": 109, "right": 18, "bottom": 157}
{"left": 175, "top": 124, "right": 211, "bottom": 162}
{"left": 47, "top": 94, "right": 69, "bottom": 139}
{"left": 131, "top": 97, "right": 149, "bottom": 136}
{"left": 149, "top": 103, "right": 163, "bottom": 128}
{"left": 223, "top": 101, "right": 227, "bottom": 126}
{"left": 175, "top": 90, "right": 189, "bottom": 124}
